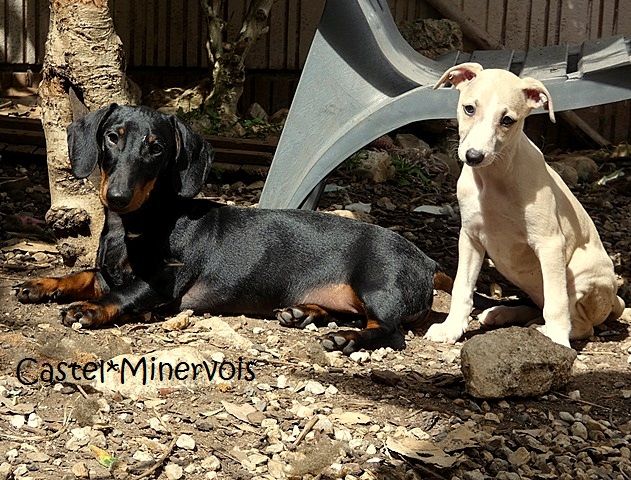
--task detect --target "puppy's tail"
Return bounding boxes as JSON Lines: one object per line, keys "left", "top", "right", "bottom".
{"left": 432, "top": 269, "right": 536, "bottom": 310}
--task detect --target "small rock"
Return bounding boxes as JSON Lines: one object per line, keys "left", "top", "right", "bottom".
{"left": 349, "top": 351, "right": 370, "bottom": 364}
{"left": 0, "top": 463, "right": 11, "bottom": 480}
{"left": 345, "top": 202, "right": 372, "bottom": 214}
{"left": 202, "top": 455, "right": 221, "bottom": 471}
{"left": 133, "top": 450, "right": 154, "bottom": 462}
{"left": 549, "top": 162, "right": 579, "bottom": 186}
{"left": 247, "top": 102, "right": 269, "bottom": 122}
{"left": 356, "top": 151, "right": 396, "bottom": 183}
{"left": 559, "top": 411, "right": 575, "bottom": 422}
{"left": 267, "top": 459, "right": 286, "bottom": 479}
{"left": 508, "top": 447, "right": 530, "bottom": 466}
{"left": 394, "top": 133, "right": 430, "bottom": 151}
{"left": 10, "top": 415, "right": 25, "bottom": 429}
{"left": 162, "top": 310, "right": 193, "bottom": 331}
{"left": 460, "top": 327, "right": 576, "bottom": 398}
{"left": 304, "top": 381, "right": 326, "bottom": 395}
{"left": 176, "top": 433, "right": 196, "bottom": 450}
{"left": 571, "top": 422, "right": 588, "bottom": 440}
{"left": 568, "top": 390, "right": 581, "bottom": 400}
{"left": 276, "top": 375, "right": 289, "bottom": 389}
{"left": 165, "top": 463, "right": 184, "bottom": 480}
{"left": 26, "top": 451, "right": 50, "bottom": 462}
{"left": 248, "top": 453, "right": 268, "bottom": 466}
{"left": 71, "top": 462, "right": 89, "bottom": 479}
{"left": 304, "top": 323, "right": 319, "bottom": 332}
{"left": 554, "top": 155, "right": 599, "bottom": 182}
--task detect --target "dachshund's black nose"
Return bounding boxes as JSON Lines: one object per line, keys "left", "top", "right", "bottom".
{"left": 465, "top": 149, "right": 485, "bottom": 165}
{"left": 106, "top": 188, "right": 132, "bottom": 210}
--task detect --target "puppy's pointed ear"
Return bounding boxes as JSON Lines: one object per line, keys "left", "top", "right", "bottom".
{"left": 67, "top": 103, "right": 118, "bottom": 178}
{"left": 170, "top": 115, "right": 214, "bottom": 198}
{"left": 433, "top": 63, "right": 483, "bottom": 90}
{"left": 521, "top": 77, "right": 556, "bottom": 123}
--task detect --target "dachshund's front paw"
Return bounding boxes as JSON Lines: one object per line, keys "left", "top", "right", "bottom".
{"left": 60, "top": 301, "right": 119, "bottom": 328}
{"left": 14, "top": 278, "right": 61, "bottom": 304}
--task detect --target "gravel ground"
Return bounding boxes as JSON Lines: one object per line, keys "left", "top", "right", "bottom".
{"left": 1, "top": 141, "right": 630, "bottom": 480}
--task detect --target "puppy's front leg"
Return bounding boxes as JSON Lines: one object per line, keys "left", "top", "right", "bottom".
{"left": 425, "top": 229, "right": 485, "bottom": 343}
{"left": 534, "top": 240, "right": 572, "bottom": 347}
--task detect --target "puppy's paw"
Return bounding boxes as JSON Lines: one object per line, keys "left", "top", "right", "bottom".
{"left": 424, "top": 321, "right": 465, "bottom": 344}
{"left": 60, "top": 301, "right": 119, "bottom": 328}
{"left": 14, "top": 278, "right": 61, "bottom": 304}
{"left": 536, "top": 324, "right": 571, "bottom": 348}
{"left": 275, "top": 306, "right": 314, "bottom": 329}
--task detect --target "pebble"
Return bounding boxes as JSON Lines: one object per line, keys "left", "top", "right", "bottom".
{"left": 568, "top": 390, "right": 581, "bottom": 400}
{"left": 176, "top": 434, "right": 196, "bottom": 450}
{"left": 10, "top": 415, "right": 25, "bottom": 429}
{"left": 349, "top": 351, "right": 370, "bottom": 364}
{"left": 305, "top": 323, "right": 319, "bottom": 332}
{"left": 71, "top": 462, "right": 89, "bottom": 479}
{"left": 26, "top": 451, "right": 50, "bottom": 462}
{"left": 165, "top": 464, "right": 183, "bottom": 480}
{"left": 304, "top": 381, "right": 326, "bottom": 395}
{"left": 201, "top": 455, "right": 221, "bottom": 471}
{"left": 571, "top": 422, "right": 588, "bottom": 440}
{"left": 276, "top": 375, "right": 289, "bottom": 389}
{"left": 508, "top": 447, "right": 530, "bottom": 466}
{"left": 0, "top": 464, "right": 11, "bottom": 480}
{"left": 559, "top": 411, "right": 575, "bottom": 422}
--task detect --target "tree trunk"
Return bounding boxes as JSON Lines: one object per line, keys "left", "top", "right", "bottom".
{"left": 40, "top": 0, "right": 139, "bottom": 266}
{"left": 201, "top": 0, "right": 276, "bottom": 127}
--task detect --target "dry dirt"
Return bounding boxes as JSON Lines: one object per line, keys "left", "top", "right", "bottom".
{"left": 1, "top": 145, "right": 630, "bottom": 480}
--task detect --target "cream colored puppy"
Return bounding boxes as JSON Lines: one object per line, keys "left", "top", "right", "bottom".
{"left": 425, "top": 63, "right": 624, "bottom": 347}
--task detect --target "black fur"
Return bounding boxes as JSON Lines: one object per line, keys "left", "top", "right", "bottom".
{"left": 17, "top": 105, "right": 440, "bottom": 353}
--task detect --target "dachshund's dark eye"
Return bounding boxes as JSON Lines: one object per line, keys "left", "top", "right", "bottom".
{"left": 106, "top": 132, "right": 118, "bottom": 145}
{"left": 500, "top": 115, "right": 516, "bottom": 126}
{"left": 463, "top": 104, "right": 475, "bottom": 116}
{"left": 149, "top": 143, "right": 164, "bottom": 155}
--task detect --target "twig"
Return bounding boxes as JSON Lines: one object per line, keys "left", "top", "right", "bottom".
{"left": 132, "top": 436, "right": 177, "bottom": 480}
{"left": 290, "top": 416, "right": 319, "bottom": 450}
{"left": 76, "top": 384, "right": 90, "bottom": 399}
{"left": 0, "top": 176, "right": 28, "bottom": 187}
{"left": 553, "top": 392, "right": 613, "bottom": 412}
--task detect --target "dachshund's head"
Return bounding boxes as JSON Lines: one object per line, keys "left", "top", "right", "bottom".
{"left": 67, "top": 104, "right": 213, "bottom": 214}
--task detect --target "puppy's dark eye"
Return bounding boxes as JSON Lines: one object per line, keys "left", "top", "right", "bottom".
{"left": 500, "top": 115, "right": 516, "bottom": 126}
{"left": 463, "top": 104, "right": 475, "bottom": 116}
{"left": 148, "top": 143, "right": 164, "bottom": 155}
{"left": 106, "top": 132, "right": 118, "bottom": 145}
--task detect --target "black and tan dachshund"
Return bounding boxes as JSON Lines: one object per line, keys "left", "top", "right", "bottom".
{"left": 15, "top": 105, "right": 450, "bottom": 354}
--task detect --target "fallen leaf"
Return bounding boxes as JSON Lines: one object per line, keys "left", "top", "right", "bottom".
{"left": 89, "top": 445, "right": 118, "bottom": 469}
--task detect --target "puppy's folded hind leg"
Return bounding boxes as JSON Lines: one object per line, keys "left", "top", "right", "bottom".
{"left": 477, "top": 304, "right": 541, "bottom": 327}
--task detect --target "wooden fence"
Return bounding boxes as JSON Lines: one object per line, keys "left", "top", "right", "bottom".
{"left": 1, "top": 0, "right": 630, "bottom": 143}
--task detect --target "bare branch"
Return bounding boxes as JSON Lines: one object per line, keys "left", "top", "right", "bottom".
{"left": 201, "top": 0, "right": 226, "bottom": 65}
{"left": 234, "top": 0, "right": 277, "bottom": 57}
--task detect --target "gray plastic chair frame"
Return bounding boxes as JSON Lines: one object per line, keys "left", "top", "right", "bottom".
{"left": 258, "top": 0, "right": 631, "bottom": 210}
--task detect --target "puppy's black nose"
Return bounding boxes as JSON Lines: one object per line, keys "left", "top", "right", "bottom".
{"left": 106, "top": 188, "right": 131, "bottom": 210}
{"left": 465, "top": 149, "right": 485, "bottom": 165}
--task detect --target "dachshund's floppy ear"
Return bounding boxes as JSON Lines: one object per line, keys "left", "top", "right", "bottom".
{"left": 170, "top": 115, "right": 214, "bottom": 198}
{"left": 67, "top": 103, "right": 118, "bottom": 179}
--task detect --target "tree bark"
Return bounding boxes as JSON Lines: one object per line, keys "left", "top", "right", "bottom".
{"left": 40, "top": 0, "right": 139, "bottom": 266}
{"left": 201, "top": 0, "right": 277, "bottom": 127}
